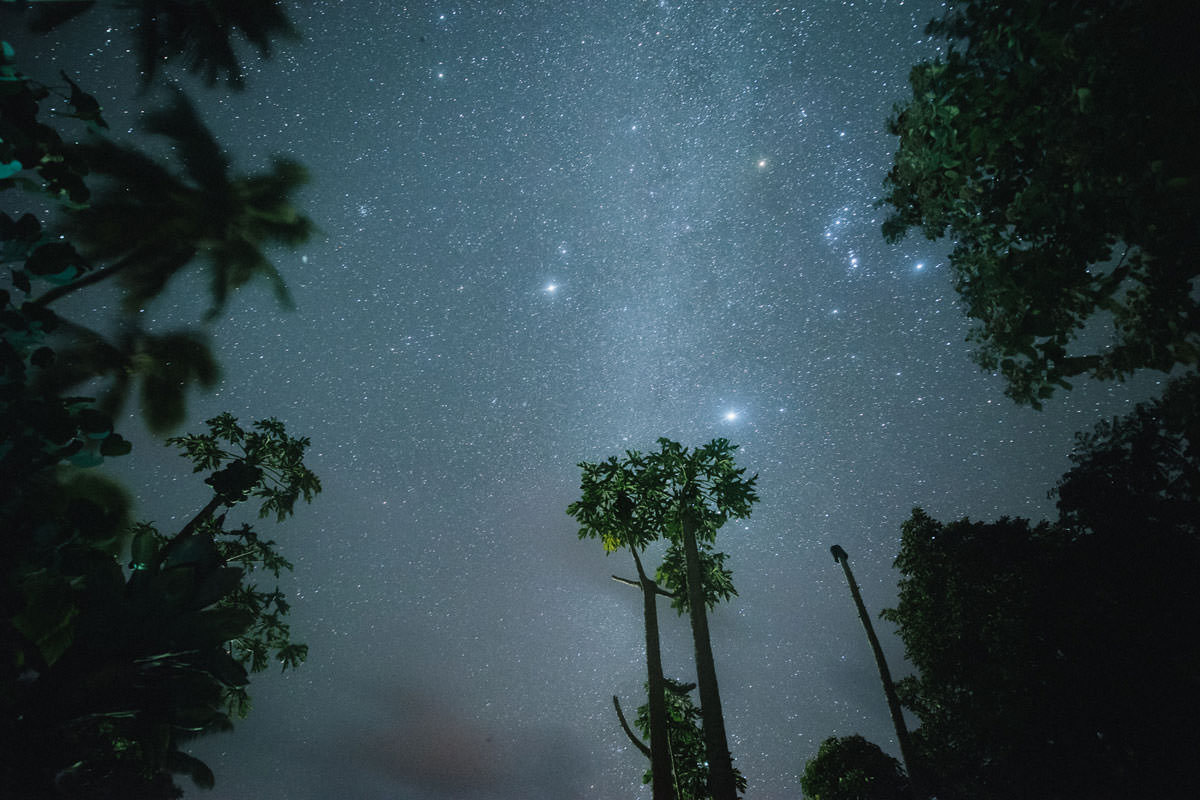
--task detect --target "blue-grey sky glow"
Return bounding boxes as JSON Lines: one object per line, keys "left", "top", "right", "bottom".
{"left": 15, "top": 2, "right": 1169, "bottom": 798}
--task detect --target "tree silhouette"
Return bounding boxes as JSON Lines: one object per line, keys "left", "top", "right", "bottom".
{"left": 1, "top": 305, "right": 320, "bottom": 796}
{"left": 18, "top": 0, "right": 300, "bottom": 89}
{"left": 883, "top": 502, "right": 1200, "bottom": 800}
{"left": 2, "top": 8, "right": 318, "bottom": 794}
{"left": 1053, "top": 371, "right": 1199, "bottom": 538}
{"left": 801, "top": 735, "right": 909, "bottom": 800}
{"left": 882, "top": 0, "right": 1200, "bottom": 406}
{"left": 38, "top": 85, "right": 313, "bottom": 319}
{"left": 568, "top": 438, "right": 757, "bottom": 800}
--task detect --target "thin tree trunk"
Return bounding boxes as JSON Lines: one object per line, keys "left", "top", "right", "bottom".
{"left": 681, "top": 511, "right": 737, "bottom": 800}
{"left": 630, "top": 546, "right": 676, "bottom": 800}
{"left": 612, "top": 695, "right": 652, "bottom": 758}
{"left": 149, "top": 494, "right": 226, "bottom": 571}
{"left": 831, "top": 545, "right": 925, "bottom": 800}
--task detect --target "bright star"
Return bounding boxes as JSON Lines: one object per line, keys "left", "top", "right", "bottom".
{"left": 723, "top": 411, "right": 739, "bottom": 422}
{"left": 544, "top": 283, "right": 558, "bottom": 293}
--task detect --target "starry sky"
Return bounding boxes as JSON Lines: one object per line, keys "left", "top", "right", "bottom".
{"left": 16, "top": 1, "right": 1168, "bottom": 798}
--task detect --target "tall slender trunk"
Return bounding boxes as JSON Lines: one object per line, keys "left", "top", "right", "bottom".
{"left": 681, "top": 512, "right": 737, "bottom": 800}
{"left": 631, "top": 547, "right": 676, "bottom": 800}
{"left": 831, "top": 545, "right": 924, "bottom": 800}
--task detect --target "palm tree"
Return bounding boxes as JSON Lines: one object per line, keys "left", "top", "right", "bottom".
{"left": 36, "top": 85, "right": 314, "bottom": 319}
{"left": 675, "top": 507, "right": 737, "bottom": 800}
{"left": 135, "top": 0, "right": 300, "bottom": 88}
{"left": 23, "top": 1, "right": 298, "bottom": 89}
{"left": 34, "top": 318, "right": 220, "bottom": 434}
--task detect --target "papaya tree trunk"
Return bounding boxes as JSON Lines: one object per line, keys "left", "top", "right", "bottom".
{"left": 682, "top": 512, "right": 737, "bottom": 800}
{"left": 631, "top": 546, "right": 676, "bottom": 800}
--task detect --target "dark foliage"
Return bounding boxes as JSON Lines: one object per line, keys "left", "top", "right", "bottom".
{"left": 885, "top": 502, "right": 1200, "bottom": 799}
{"left": 2, "top": 6, "right": 317, "bottom": 795}
{"left": 801, "top": 735, "right": 909, "bottom": 800}
{"left": 633, "top": 679, "right": 747, "bottom": 800}
{"left": 882, "top": 0, "right": 1200, "bottom": 406}
{"left": 14, "top": 0, "right": 299, "bottom": 89}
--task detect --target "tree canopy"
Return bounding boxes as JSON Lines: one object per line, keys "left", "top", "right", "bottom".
{"left": 2, "top": 3, "right": 316, "bottom": 795}
{"left": 800, "top": 735, "right": 909, "bottom": 800}
{"left": 18, "top": 0, "right": 300, "bottom": 89}
{"left": 1, "top": 317, "right": 320, "bottom": 796}
{"left": 882, "top": 0, "right": 1200, "bottom": 406}
{"left": 884, "top": 500, "right": 1199, "bottom": 797}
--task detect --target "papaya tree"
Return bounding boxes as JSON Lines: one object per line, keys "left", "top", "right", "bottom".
{"left": 0, "top": 403, "right": 320, "bottom": 797}
{"left": 571, "top": 452, "right": 678, "bottom": 799}
{"left": 568, "top": 438, "right": 758, "bottom": 800}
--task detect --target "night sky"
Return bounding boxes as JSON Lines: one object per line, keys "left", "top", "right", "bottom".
{"left": 17, "top": 2, "right": 1167, "bottom": 798}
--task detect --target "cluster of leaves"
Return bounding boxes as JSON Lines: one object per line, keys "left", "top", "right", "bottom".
{"left": 1053, "top": 372, "right": 1199, "bottom": 537}
{"left": 882, "top": 383, "right": 1200, "bottom": 799}
{"left": 169, "top": 412, "right": 321, "bottom": 523}
{"left": 568, "top": 437, "right": 756, "bottom": 608}
{"left": 134, "top": 412, "right": 319, "bottom": 717}
{"left": 2, "top": 3, "right": 314, "bottom": 796}
{"left": 3, "top": 15, "right": 312, "bottom": 433}
{"left": 0, "top": 40, "right": 104, "bottom": 206}
{"left": 654, "top": 543, "right": 736, "bottom": 615}
{"left": 881, "top": 0, "right": 1200, "bottom": 406}
{"left": 50, "top": 84, "right": 313, "bottom": 320}
{"left": 800, "top": 735, "right": 909, "bottom": 800}
{"left": 633, "top": 679, "right": 747, "bottom": 800}
{"left": 1, "top": 295, "right": 131, "bottom": 480}
{"left": 19, "top": 0, "right": 299, "bottom": 89}
{"left": 1, "top": 399, "right": 320, "bottom": 797}
{"left": 569, "top": 438, "right": 758, "bottom": 551}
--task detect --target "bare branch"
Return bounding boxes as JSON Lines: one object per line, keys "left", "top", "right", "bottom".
{"left": 613, "top": 695, "right": 652, "bottom": 758}
{"left": 611, "top": 574, "right": 677, "bottom": 598}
